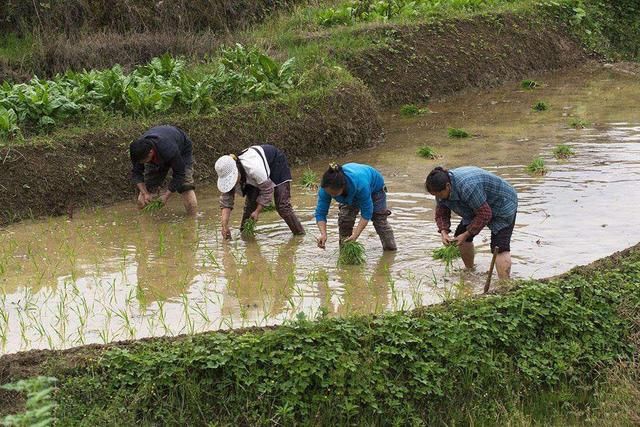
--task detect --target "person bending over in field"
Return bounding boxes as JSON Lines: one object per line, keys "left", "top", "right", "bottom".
{"left": 129, "top": 125, "right": 197, "bottom": 215}
{"left": 425, "top": 166, "right": 518, "bottom": 280}
{"left": 215, "top": 144, "right": 305, "bottom": 239}
{"left": 315, "top": 163, "right": 396, "bottom": 251}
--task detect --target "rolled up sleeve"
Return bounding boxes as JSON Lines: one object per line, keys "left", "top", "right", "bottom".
{"left": 315, "top": 189, "right": 331, "bottom": 222}
{"left": 220, "top": 190, "right": 235, "bottom": 209}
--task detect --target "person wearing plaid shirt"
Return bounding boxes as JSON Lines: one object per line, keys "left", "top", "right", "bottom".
{"left": 425, "top": 166, "right": 518, "bottom": 280}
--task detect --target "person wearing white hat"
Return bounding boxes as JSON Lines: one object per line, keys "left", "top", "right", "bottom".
{"left": 215, "top": 144, "right": 305, "bottom": 239}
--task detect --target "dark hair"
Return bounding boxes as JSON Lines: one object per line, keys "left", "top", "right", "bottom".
{"left": 321, "top": 163, "right": 347, "bottom": 190}
{"left": 425, "top": 166, "right": 450, "bottom": 192}
{"left": 130, "top": 137, "right": 153, "bottom": 163}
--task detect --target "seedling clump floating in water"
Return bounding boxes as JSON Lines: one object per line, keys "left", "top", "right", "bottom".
{"left": 532, "top": 101, "right": 549, "bottom": 112}
{"left": 432, "top": 244, "right": 461, "bottom": 270}
{"left": 553, "top": 144, "right": 575, "bottom": 159}
{"left": 569, "top": 117, "right": 590, "bottom": 129}
{"left": 142, "top": 200, "right": 163, "bottom": 212}
{"left": 417, "top": 145, "right": 439, "bottom": 159}
{"left": 242, "top": 218, "right": 258, "bottom": 237}
{"left": 338, "top": 241, "right": 366, "bottom": 266}
{"left": 448, "top": 128, "right": 469, "bottom": 138}
{"left": 521, "top": 79, "right": 539, "bottom": 89}
{"left": 526, "top": 157, "right": 547, "bottom": 175}
{"left": 400, "top": 104, "right": 430, "bottom": 117}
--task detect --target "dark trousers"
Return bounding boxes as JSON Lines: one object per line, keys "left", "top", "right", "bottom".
{"left": 241, "top": 182, "right": 304, "bottom": 235}
{"left": 338, "top": 189, "right": 397, "bottom": 251}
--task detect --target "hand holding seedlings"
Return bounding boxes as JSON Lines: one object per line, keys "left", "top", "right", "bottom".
{"left": 137, "top": 192, "right": 154, "bottom": 209}
{"left": 142, "top": 199, "right": 164, "bottom": 212}
{"left": 317, "top": 234, "right": 327, "bottom": 249}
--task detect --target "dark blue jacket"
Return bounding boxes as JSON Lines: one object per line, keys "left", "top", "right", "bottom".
{"left": 131, "top": 126, "right": 193, "bottom": 192}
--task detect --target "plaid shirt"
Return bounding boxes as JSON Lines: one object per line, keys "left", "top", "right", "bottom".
{"left": 435, "top": 167, "right": 517, "bottom": 234}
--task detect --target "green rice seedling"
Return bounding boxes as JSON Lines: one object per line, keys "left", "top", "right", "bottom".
{"left": 432, "top": 244, "right": 462, "bottom": 271}
{"left": 416, "top": 145, "right": 439, "bottom": 159}
{"left": 338, "top": 241, "right": 366, "bottom": 266}
{"left": 526, "top": 157, "right": 547, "bottom": 175}
{"left": 400, "top": 104, "right": 430, "bottom": 117}
{"left": 553, "top": 144, "right": 575, "bottom": 159}
{"left": 262, "top": 203, "right": 277, "bottom": 212}
{"left": 142, "top": 200, "right": 163, "bottom": 212}
{"left": 301, "top": 168, "right": 318, "bottom": 190}
{"left": 532, "top": 101, "right": 549, "bottom": 112}
{"left": 521, "top": 79, "right": 539, "bottom": 89}
{"left": 242, "top": 218, "right": 258, "bottom": 237}
{"left": 448, "top": 128, "right": 469, "bottom": 138}
{"left": 569, "top": 117, "right": 590, "bottom": 129}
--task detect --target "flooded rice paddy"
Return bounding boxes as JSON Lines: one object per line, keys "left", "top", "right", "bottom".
{"left": 1, "top": 64, "right": 639, "bottom": 353}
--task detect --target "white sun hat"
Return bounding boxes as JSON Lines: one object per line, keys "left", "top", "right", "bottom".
{"left": 215, "top": 155, "right": 239, "bottom": 193}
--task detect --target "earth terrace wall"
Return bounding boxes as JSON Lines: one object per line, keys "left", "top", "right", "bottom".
{"left": 343, "top": 13, "right": 590, "bottom": 107}
{"left": 0, "top": 82, "right": 382, "bottom": 225}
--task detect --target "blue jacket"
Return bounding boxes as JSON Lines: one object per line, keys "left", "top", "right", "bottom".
{"left": 315, "top": 163, "right": 385, "bottom": 221}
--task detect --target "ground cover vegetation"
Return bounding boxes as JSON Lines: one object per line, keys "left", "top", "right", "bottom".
{"left": 1, "top": 245, "right": 637, "bottom": 425}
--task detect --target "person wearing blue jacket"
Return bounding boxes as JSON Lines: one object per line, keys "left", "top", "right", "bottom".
{"left": 315, "top": 163, "right": 396, "bottom": 251}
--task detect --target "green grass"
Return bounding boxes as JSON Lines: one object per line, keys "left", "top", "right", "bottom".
{"left": 532, "top": 101, "right": 549, "bottom": 112}
{"left": 416, "top": 145, "right": 439, "bottom": 159}
{"left": 553, "top": 144, "right": 575, "bottom": 159}
{"left": 400, "top": 104, "right": 429, "bottom": 117}
{"left": 447, "top": 127, "right": 469, "bottom": 138}
{"left": 431, "top": 243, "right": 461, "bottom": 270}
{"left": 526, "top": 157, "right": 547, "bottom": 175}
{"left": 301, "top": 168, "right": 318, "bottom": 190}
{"left": 241, "top": 218, "right": 258, "bottom": 237}
{"left": 0, "top": 34, "right": 33, "bottom": 61}
{"left": 569, "top": 117, "right": 590, "bottom": 129}
{"left": 338, "top": 240, "right": 366, "bottom": 265}
{"left": 521, "top": 79, "right": 539, "bottom": 89}
{"left": 142, "top": 200, "right": 163, "bottom": 212}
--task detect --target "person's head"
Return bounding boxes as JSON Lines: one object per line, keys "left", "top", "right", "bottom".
{"left": 425, "top": 166, "right": 451, "bottom": 199}
{"left": 321, "top": 163, "right": 347, "bottom": 197}
{"left": 215, "top": 154, "right": 241, "bottom": 193}
{"left": 130, "top": 137, "right": 154, "bottom": 164}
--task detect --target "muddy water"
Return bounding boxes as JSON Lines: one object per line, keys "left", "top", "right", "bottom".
{"left": 1, "top": 64, "right": 639, "bottom": 353}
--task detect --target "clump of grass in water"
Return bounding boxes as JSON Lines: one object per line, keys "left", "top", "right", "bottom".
{"left": 532, "top": 101, "right": 549, "bottom": 112}
{"left": 417, "top": 145, "right": 439, "bottom": 159}
{"left": 526, "top": 157, "right": 547, "bottom": 175}
{"left": 448, "top": 128, "right": 469, "bottom": 138}
{"left": 338, "top": 241, "right": 366, "bottom": 266}
{"left": 242, "top": 218, "right": 257, "bottom": 237}
{"left": 400, "top": 104, "right": 430, "bottom": 117}
{"left": 569, "top": 117, "right": 590, "bottom": 129}
{"left": 553, "top": 144, "right": 575, "bottom": 159}
{"left": 521, "top": 79, "right": 539, "bottom": 89}
{"left": 432, "top": 244, "right": 461, "bottom": 270}
{"left": 142, "top": 200, "right": 163, "bottom": 212}
{"left": 301, "top": 168, "right": 318, "bottom": 190}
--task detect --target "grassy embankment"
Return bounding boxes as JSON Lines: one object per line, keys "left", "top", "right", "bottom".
{"left": 0, "top": 244, "right": 638, "bottom": 424}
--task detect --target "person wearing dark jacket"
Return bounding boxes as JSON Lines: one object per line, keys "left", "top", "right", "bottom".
{"left": 129, "top": 125, "right": 198, "bottom": 215}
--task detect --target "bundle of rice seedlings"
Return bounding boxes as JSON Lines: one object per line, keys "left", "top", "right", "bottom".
{"left": 142, "top": 199, "right": 163, "bottom": 212}
{"left": 553, "top": 144, "right": 575, "bottom": 159}
{"left": 338, "top": 241, "right": 366, "bottom": 266}
{"left": 448, "top": 128, "right": 469, "bottom": 138}
{"left": 301, "top": 168, "right": 318, "bottom": 190}
{"left": 526, "top": 157, "right": 547, "bottom": 175}
{"left": 432, "top": 244, "right": 461, "bottom": 270}
{"left": 262, "top": 203, "right": 277, "bottom": 212}
{"left": 521, "top": 79, "right": 539, "bottom": 89}
{"left": 417, "top": 145, "right": 439, "bottom": 159}
{"left": 242, "top": 218, "right": 258, "bottom": 237}
{"left": 532, "top": 101, "right": 549, "bottom": 112}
